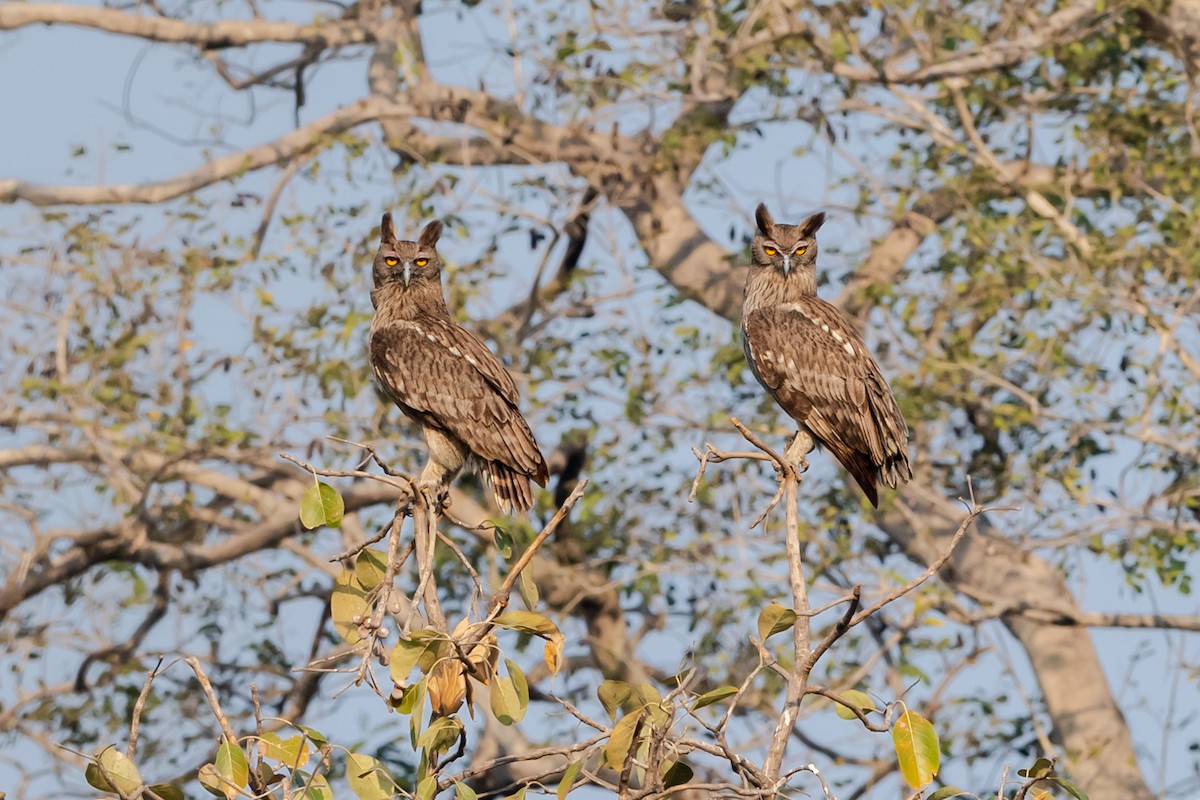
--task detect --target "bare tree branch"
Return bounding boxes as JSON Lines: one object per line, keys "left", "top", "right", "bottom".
{"left": 0, "top": 3, "right": 375, "bottom": 49}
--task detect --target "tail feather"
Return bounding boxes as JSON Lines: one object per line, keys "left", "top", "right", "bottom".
{"left": 486, "top": 461, "right": 535, "bottom": 514}
{"left": 825, "top": 440, "right": 880, "bottom": 508}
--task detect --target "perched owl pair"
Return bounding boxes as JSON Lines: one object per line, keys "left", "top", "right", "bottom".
{"left": 368, "top": 205, "right": 912, "bottom": 513}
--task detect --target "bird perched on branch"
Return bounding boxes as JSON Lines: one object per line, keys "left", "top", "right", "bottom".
{"left": 741, "top": 203, "right": 912, "bottom": 507}
{"left": 369, "top": 214, "right": 548, "bottom": 512}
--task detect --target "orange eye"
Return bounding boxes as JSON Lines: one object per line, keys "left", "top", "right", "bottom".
{"left": 384, "top": 256, "right": 399, "bottom": 266}
{"left": 794, "top": 246, "right": 807, "bottom": 255}
{"left": 414, "top": 258, "right": 429, "bottom": 267}
{"left": 763, "top": 246, "right": 777, "bottom": 256}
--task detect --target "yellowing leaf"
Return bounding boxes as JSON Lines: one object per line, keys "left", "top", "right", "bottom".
{"left": 544, "top": 637, "right": 563, "bottom": 676}
{"left": 296, "top": 771, "right": 333, "bottom": 800}
{"left": 604, "top": 712, "right": 645, "bottom": 769}
{"left": 415, "top": 775, "right": 437, "bottom": 800}
{"left": 346, "top": 752, "right": 393, "bottom": 800}
{"left": 892, "top": 705, "right": 940, "bottom": 789}
{"left": 557, "top": 759, "right": 583, "bottom": 800}
{"left": 259, "top": 732, "right": 310, "bottom": 769}
{"left": 85, "top": 746, "right": 142, "bottom": 796}
{"left": 214, "top": 743, "right": 249, "bottom": 800}
{"left": 197, "top": 763, "right": 227, "bottom": 797}
{"left": 299, "top": 482, "right": 344, "bottom": 530}
{"left": 331, "top": 569, "right": 369, "bottom": 644}
{"left": 834, "top": 689, "right": 877, "bottom": 720}
{"left": 757, "top": 602, "right": 797, "bottom": 641}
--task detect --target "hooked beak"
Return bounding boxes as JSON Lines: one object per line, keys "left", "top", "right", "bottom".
{"left": 781, "top": 254, "right": 791, "bottom": 276}
{"left": 402, "top": 262, "right": 412, "bottom": 286}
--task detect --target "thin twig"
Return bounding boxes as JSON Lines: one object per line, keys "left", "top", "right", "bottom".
{"left": 127, "top": 658, "right": 165, "bottom": 761}
{"left": 802, "top": 586, "right": 861, "bottom": 675}
{"left": 278, "top": 452, "right": 411, "bottom": 492}
{"left": 184, "top": 656, "right": 238, "bottom": 747}
{"left": 850, "top": 505, "right": 995, "bottom": 627}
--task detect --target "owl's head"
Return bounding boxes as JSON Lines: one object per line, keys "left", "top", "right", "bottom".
{"left": 373, "top": 213, "right": 444, "bottom": 290}
{"left": 751, "top": 203, "right": 825, "bottom": 279}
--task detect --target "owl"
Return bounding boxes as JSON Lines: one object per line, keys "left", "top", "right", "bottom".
{"left": 369, "top": 214, "right": 548, "bottom": 512}
{"left": 741, "top": 203, "right": 912, "bottom": 507}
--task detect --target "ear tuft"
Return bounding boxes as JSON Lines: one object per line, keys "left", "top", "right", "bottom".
{"left": 754, "top": 203, "right": 774, "bottom": 235}
{"left": 419, "top": 219, "right": 444, "bottom": 249}
{"left": 380, "top": 212, "right": 397, "bottom": 243}
{"left": 799, "top": 211, "right": 826, "bottom": 238}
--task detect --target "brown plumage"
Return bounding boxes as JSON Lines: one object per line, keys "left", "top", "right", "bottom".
{"left": 742, "top": 203, "right": 912, "bottom": 507}
{"left": 369, "top": 213, "right": 548, "bottom": 512}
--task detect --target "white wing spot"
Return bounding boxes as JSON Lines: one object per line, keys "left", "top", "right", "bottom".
{"left": 787, "top": 358, "right": 796, "bottom": 370}
{"left": 448, "top": 346, "right": 462, "bottom": 357}
{"left": 843, "top": 342, "right": 856, "bottom": 356}
{"left": 763, "top": 350, "right": 774, "bottom": 361}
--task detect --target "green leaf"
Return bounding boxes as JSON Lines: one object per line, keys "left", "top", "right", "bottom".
{"left": 604, "top": 711, "right": 645, "bottom": 769}
{"left": 347, "top": 752, "right": 393, "bottom": 800}
{"left": 1018, "top": 757, "right": 1054, "bottom": 778}
{"left": 491, "top": 676, "right": 523, "bottom": 725}
{"left": 395, "top": 680, "right": 424, "bottom": 714}
{"left": 147, "top": 784, "right": 186, "bottom": 800}
{"left": 355, "top": 549, "right": 387, "bottom": 590}
{"left": 299, "top": 481, "right": 344, "bottom": 529}
{"left": 506, "top": 659, "right": 529, "bottom": 707}
{"left": 662, "top": 761, "right": 693, "bottom": 789}
{"left": 692, "top": 686, "right": 738, "bottom": 710}
{"left": 834, "top": 689, "right": 877, "bottom": 720}
{"left": 518, "top": 568, "right": 539, "bottom": 610}
{"left": 297, "top": 726, "right": 328, "bottom": 748}
{"left": 929, "top": 788, "right": 971, "bottom": 800}
{"left": 757, "top": 602, "right": 797, "bottom": 641}
{"left": 892, "top": 706, "right": 940, "bottom": 789}
{"left": 1053, "top": 777, "right": 1090, "bottom": 800}
{"left": 557, "top": 760, "right": 583, "bottom": 800}
{"left": 391, "top": 633, "right": 444, "bottom": 685}
{"left": 418, "top": 715, "right": 464, "bottom": 754}
{"left": 506, "top": 786, "right": 528, "bottom": 800}
{"left": 85, "top": 746, "right": 143, "bottom": 796}
{"left": 415, "top": 775, "right": 438, "bottom": 800}
{"left": 493, "top": 610, "right": 560, "bottom": 639}
{"left": 215, "top": 743, "right": 250, "bottom": 800}
{"left": 331, "top": 569, "right": 369, "bottom": 644}
{"left": 493, "top": 526, "right": 514, "bottom": 558}
{"left": 490, "top": 659, "right": 530, "bottom": 725}
{"left": 597, "top": 679, "right": 631, "bottom": 718}
{"left": 455, "top": 781, "right": 479, "bottom": 800}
